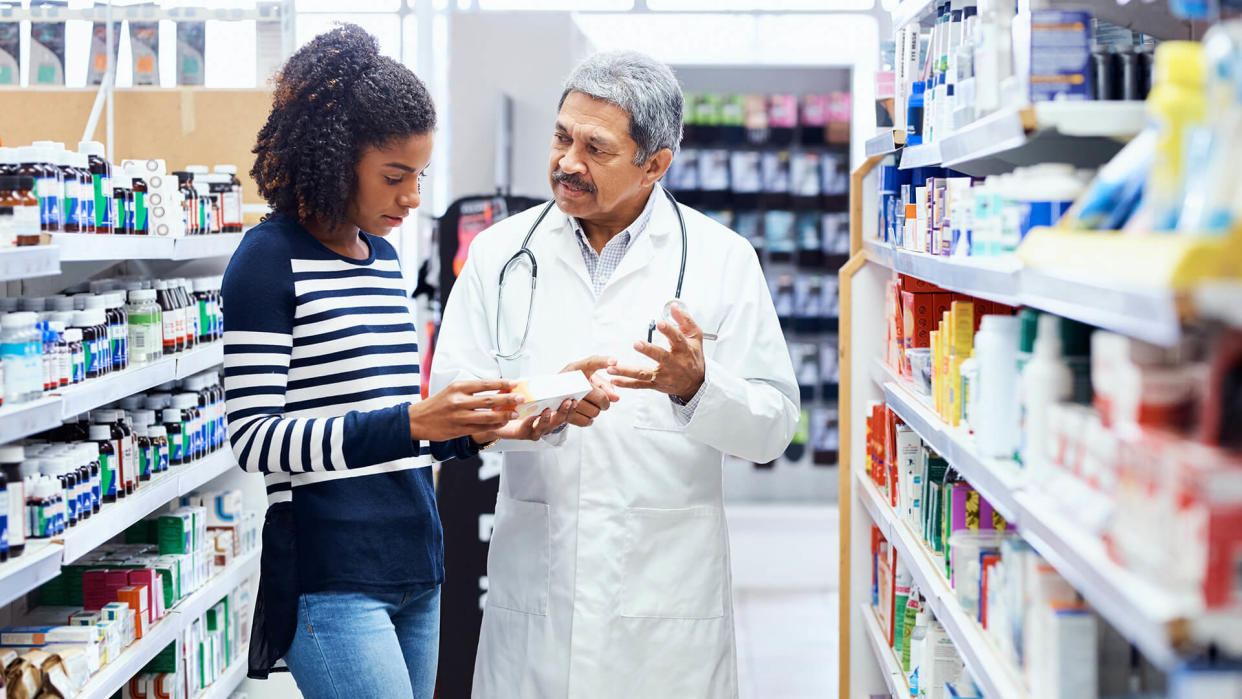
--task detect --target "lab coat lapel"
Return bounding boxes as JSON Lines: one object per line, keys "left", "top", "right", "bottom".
{"left": 547, "top": 210, "right": 595, "bottom": 296}
{"left": 598, "top": 187, "right": 674, "bottom": 296}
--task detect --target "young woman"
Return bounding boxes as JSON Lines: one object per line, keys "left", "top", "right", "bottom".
{"left": 224, "top": 24, "right": 572, "bottom": 699}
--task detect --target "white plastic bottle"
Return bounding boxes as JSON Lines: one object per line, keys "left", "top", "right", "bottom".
{"left": 1019, "top": 313, "right": 1073, "bottom": 473}
{"left": 974, "top": 315, "right": 1021, "bottom": 459}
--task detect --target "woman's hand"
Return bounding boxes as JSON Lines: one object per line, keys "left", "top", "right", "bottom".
{"left": 408, "top": 379, "right": 524, "bottom": 442}
{"left": 470, "top": 399, "right": 577, "bottom": 445}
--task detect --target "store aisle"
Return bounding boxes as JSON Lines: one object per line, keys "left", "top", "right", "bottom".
{"left": 728, "top": 503, "right": 840, "bottom": 699}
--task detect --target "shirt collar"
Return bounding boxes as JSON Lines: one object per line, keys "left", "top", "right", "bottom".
{"left": 569, "top": 184, "right": 662, "bottom": 249}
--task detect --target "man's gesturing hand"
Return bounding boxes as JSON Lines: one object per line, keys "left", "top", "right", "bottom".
{"left": 607, "top": 304, "right": 705, "bottom": 402}
{"left": 408, "top": 379, "right": 524, "bottom": 442}
{"left": 561, "top": 355, "right": 620, "bottom": 428}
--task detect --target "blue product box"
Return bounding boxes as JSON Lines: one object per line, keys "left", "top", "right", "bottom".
{"left": 1030, "top": 10, "right": 1094, "bottom": 102}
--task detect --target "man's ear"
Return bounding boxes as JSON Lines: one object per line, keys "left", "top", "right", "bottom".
{"left": 642, "top": 148, "right": 674, "bottom": 186}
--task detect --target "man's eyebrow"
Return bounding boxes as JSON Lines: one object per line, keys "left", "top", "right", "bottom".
{"left": 383, "top": 162, "right": 417, "bottom": 172}
{"left": 554, "top": 122, "right": 569, "bottom": 133}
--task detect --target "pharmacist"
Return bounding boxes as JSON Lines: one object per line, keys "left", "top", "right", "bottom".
{"left": 431, "top": 51, "right": 799, "bottom": 698}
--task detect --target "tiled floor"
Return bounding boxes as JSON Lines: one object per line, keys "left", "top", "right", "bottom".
{"left": 730, "top": 504, "right": 840, "bottom": 699}
{"left": 735, "top": 589, "right": 840, "bottom": 698}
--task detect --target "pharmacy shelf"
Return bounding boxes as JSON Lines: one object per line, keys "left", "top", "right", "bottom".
{"left": 898, "top": 142, "right": 941, "bottom": 170}
{"left": 77, "top": 551, "right": 259, "bottom": 699}
{"left": 889, "top": 0, "right": 1193, "bottom": 41}
{"left": 860, "top": 603, "right": 908, "bottom": 699}
{"left": 0, "top": 245, "right": 60, "bottom": 282}
{"left": 172, "top": 234, "right": 247, "bottom": 262}
{"left": 59, "top": 343, "right": 221, "bottom": 423}
{"left": 53, "top": 234, "right": 245, "bottom": 263}
{"left": 0, "top": 396, "right": 63, "bottom": 446}
{"left": 77, "top": 613, "right": 181, "bottom": 699}
{"left": 937, "top": 104, "right": 1143, "bottom": 177}
{"left": 856, "top": 471, "right": 1028, "bottom": 699}
{"left": 866, "top": 130, "right": 905, "bottom": 157}
{"left": 0, "top": 541, "right": 65, "bottom": 609}
{"left": 0, "top": 3, "right": 281, "bottom": 22}
{"left": 1019, "top": 265, "right": 1183, "bottom": 347}
{"left": 59, "top": 450, "right": 235, "bottom": 565}
{"left": 864, "top": 240, "right": 1022, "bottom": 306}
{"left": 1012, "top": 490, "right": 1192, "bottom": 671}
{"left": 880, "top": 370, "right": 1023, "bottom": 523}
{"left": 891, "top": 0, "right": 937, "bottom": 28}
{"left": 195, "top": 646, "right": 250, "bottom": 699}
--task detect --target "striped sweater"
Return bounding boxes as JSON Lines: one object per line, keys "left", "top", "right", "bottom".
{"left": 222, "top": 214, "right": 472, "bottom": 592}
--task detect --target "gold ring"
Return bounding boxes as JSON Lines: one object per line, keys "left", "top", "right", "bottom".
{"left": 651, "top": 369, "right": 659, "bottom": 384}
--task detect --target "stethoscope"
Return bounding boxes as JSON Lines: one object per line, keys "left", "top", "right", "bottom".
{"left": 493, "top": 187, "right": 712, "bottom": 360}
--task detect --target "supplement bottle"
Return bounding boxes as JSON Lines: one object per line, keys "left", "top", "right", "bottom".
{"left": 11, "top": 175, "right": 40, "bottom": 246}
{"left": 116, "top": 410, "right": 137, "bottom": 495}
{"left": 129, "top": 172, "right": 148, "bottom": 234}
{"left": 48, "top": 321, "right": 68, "bottom": 388}
{"left": 57, "top": 150, "right": 80, "bottom": 233}
{"left": 173, "top": 393, "right": 203, "bottom": 462}
{"left": 173, "top": 279, "right": 194, "bottom": 351}
{"left": 214, "top": 164, "right": 243, "bottom": 232}
{"left": 64, "top": 327, "right": 84, "bottom": 384}
{"left": 109, "top": 292, "right": 128, "bottom": 370}
{"left": 172, "top": 171, "right": 198, "bottom": 234}
{"left": 148, "top": 424, "right": 169, "bottom": 474}
{"left": 89, "top": 423, "right": 118, "bottom": 504}
{"left": 192, "top": 279, "right": 214, "bottom": 344}
{"left": 72, "top": 153, "right": 95, "bottom": 234}
{"left": 18, "top": 147, "right": 60, "bottom": 234}
{"left": 78, "top": 141, "right": 114, "bottom": 234}
{"left": 78, "top": 442, "right": 100, "bottom": 514}
{"left": 0, "top": 444, "right": 23, "bottom": 558}
{"left": 163, "top": 407, "right": 186, "bottom": 468}
{"left": 113, "top": 173, "right": 133, "bottom": 235}
{"left": 126, "top": 289, "right": 162, "bottom": 366}
{"left": 135, "top": 423, "right": 153, "bottom": 482}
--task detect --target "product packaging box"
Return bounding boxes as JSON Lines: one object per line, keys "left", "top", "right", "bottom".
{"left": 508, "top": 373, "right": 593, "bottom": 420}
{"left": 159, "top": 512, "right": 194, "bottom": 555}
{"left": 1027, "top": 10, "right": 1094, "bottom": 103}
{"left": 0, "top": 625, "right": 97, "bottom": 647}
{"left": 45, "top": 643, "right": 96, "bottom": 687}
{"left": 69, "top": 611, "right": 101, "bottom": 628}
{"left": 117, "top": 585, "right": 150, "bottom": 638}
{"left": 95, "top": 619, "right": 122, "bottom": 664}
{"left": 129, "top": 569, "right": 164, "bottom": 620}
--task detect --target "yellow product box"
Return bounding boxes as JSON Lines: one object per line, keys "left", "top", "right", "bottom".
{"left": 950, "top": 301, "right": 974, "bottom": 357}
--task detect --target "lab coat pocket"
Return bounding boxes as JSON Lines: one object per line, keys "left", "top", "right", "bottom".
{"left": 618, "top": 506, "right": 725, "bottom": 620}
{"left": 485, "top": 495, "right": 550, "bottom": 616}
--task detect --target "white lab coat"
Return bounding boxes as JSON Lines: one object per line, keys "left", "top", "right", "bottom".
{"left": 430, "top": 186, "right": 799, "bottom": 699}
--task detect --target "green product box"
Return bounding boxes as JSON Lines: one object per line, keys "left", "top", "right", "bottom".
{"left": 158, "top": 512, "right": 194, "bottom": 555}
{"left": 39, "top": 572, "right": 67, "bottom": 607}
{"left": 144, "top": 640, "right": 179, "bottom": 674}
{"left": 125, "top": 518, "right": 160, "bottom": 545}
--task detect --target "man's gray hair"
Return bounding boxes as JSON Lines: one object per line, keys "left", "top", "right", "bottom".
{"left": 559, "top": 50, "right": 684, "bottom": 166}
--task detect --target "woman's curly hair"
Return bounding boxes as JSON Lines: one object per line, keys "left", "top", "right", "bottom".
{"left": 251, "top": 23, "right": 435, "bottom": 227}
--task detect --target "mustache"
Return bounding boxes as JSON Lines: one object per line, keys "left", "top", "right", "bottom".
{"left": 552, "top": 171, "right": 596, "bottom": 193}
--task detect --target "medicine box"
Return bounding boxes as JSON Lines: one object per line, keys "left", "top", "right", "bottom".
{"left": 509, "top": 372, "right": 593, "bottom": 420}
{"left": 159, "top": 511, "right": 194, "bottom": 555}
{"left": 185, "top": 489, "right": 243, "bottom": 528}
{"left": 1027, "top": 10, "right": 1093, "bottom": 103}
{"left": 0, "top": 625, "right": 98, "bottom": 647}
{"left": 69, "top": 611, "right": 101, "bottom": 627}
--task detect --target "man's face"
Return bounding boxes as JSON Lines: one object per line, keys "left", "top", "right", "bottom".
{"left": 548, "top": 91, "right": 653, "bottom": 222}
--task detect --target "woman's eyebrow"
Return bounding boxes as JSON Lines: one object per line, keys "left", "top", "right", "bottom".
{"left": 383, "top": 162, "right": 417, "bottom": 172}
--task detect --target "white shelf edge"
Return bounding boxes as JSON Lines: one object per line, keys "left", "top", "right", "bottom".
{"left": 881, "top": 374, "right": 1022, "bottom": 523}
{"left": 856, "top": 471, "right": 1028, "bottom": 699}
{"left": 171, "top": 234, "right": 246, "bottom": 261}
{"left": 891, "top": 0, "right": 935, "bottom": 28}
{"left": 866, "top": 131, "right": 902, "bottom": 157}
{"left": 176, "top": 343, "right": 225, "bottom": 380}
{"left": 0, "top": 396, "right": 64, "bottom": 445}
{"left": 860, "top": 603, "right": 908, "bottom": 699}
{"left": 172, "top": 550, "right": 260, "bottom": 624}
{"left": 54, "top": 234, "right": 175, "bottom": 262}
{"left": 177, "top": 450, "right": 237, "bottom": 498}
{"left": 76, "top": 552, "right": 259, "bottom": 699}
{"left": 1012, "top": 490, "right": 1188, "bottom": 670}
{"left": 893, "top": 250, "right": 1022, "bottom": 306}
{"left": 898, "top": 142, "right": 941, "bottom": 170}
{"left": 58, "top": 360, "right": 177, "bottom": 420}
{"left": 0, "top": 541, "right": 64, "bottom": 609}
{"left": 0, "top": 245, "right": 60, "bottom": 282}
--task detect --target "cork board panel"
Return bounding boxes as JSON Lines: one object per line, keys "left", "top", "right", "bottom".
{"left": 0, "top": 88, "right": 274, "bottom": 225}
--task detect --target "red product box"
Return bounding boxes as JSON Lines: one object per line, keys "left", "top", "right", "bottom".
{"left": 903, "top": 290, "right": 936, "bottom": 350}
{"left": 128, "top": 570, "right": 161, "bottom": 622}
{"left": 899, "top": 274, "right": 943, "bottom": 294}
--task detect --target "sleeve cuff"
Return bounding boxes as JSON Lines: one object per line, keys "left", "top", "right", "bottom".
{"left": 669, "top": 370, "right": 709, "bottom": 426}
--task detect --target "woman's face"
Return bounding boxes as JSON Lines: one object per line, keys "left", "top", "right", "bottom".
{"left": 348, "top": 131, "right": 433, "bottom": 237}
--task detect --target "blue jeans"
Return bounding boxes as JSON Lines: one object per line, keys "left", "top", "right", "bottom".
{"left": 284, "top": 586, "right": 440, "bottom": 699}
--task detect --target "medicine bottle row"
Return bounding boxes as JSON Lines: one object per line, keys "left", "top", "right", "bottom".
{"left": 0, "top": 141, "right": 243, "bottom": 240}
{"left": 0, "top": 370, "right": 226, "bottom": 560}
{"left": 0, "top": 276, "right": 223, "bottom": 407}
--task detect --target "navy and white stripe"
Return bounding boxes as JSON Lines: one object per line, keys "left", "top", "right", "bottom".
{"left": 222, "top": 214, "right": 470, "bottom": 593}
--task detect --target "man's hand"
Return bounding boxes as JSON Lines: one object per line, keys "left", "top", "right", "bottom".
{"left": 608, "top": 304, "right": 705, "bottom": 402}
{"left": 562, "top": 355, "right": 620, "bottom": 428}
{"left": 472, "top": 399, "right": 576, "bottom": 444}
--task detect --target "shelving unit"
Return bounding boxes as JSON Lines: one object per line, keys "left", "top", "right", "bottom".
{"left": 0, "top": 342, "right": 223, "bottom": 445}
{"left": 0, "top": 246, "right": 60, "bottom": 283}
{"left": 194, "top": 645, "right": 251, "bottom": 699}
{"left": 841, "top": 7, "right": 1240, "bottom": 695}
{"left": 0, "top": 542, "right": 65, "bottom": 610}
{"left": 75, "top": 550, "right": 259, "bottom": 699}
